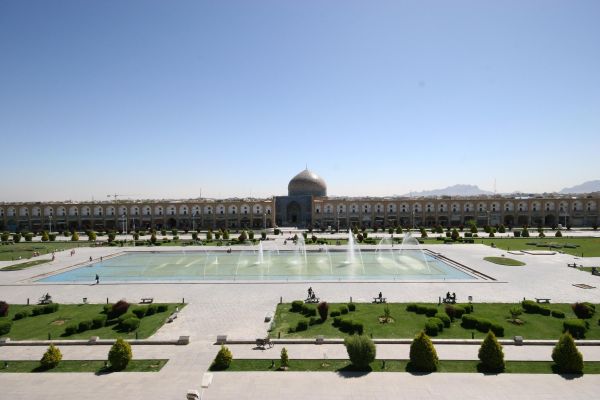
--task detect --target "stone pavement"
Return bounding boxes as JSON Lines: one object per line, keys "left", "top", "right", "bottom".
{"left": 0, "top": 242, "right": 599, "bottom": 399}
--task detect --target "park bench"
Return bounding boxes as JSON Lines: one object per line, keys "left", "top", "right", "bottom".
{"left": 304, "top": 297, "right": 319, "bottom": 304}
{"left": 256, "top": 337, "right": 273, "bottom": 349}
{"left": 442, "top": 297, "right": 456, "bottom": 304}
{"left": 592, "top": 269, "right": 600, "bottom": 276}
{"left": 567, "top": 263, "right": 581, "bottom": 268}
{"left": 140, "top": 297, "right": 154, "bottom": 304}
{"left": 167, "top": 311, "right": 178, "bottom": 323}
{"left": 372, "top": 297, "right": 387, "bottom": 304}
{"left": 535, "top": 298, "right": 551, "bottom": 303}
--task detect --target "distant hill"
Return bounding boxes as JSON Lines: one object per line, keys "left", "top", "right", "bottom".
{"left": 405, "top": 184, "right": 494, "bottom": 197}
{"left": 560, "top": 180, "right": 600, "bottom": 194}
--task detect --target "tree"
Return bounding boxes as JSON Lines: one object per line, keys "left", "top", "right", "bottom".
{"left": 478, "top": 331, "right": 505, "bottom": 372}
{"left": 409, "top": 331, "right": 438, "bottom": 372}
{"left": 552, "top": 333, "right": 583, "bottom": 374}
{"left": 206, "top": 230, "right": 213, "bottom": 241}
{"left": 108, "top": 338, "right": 132, "bottom": 371}
{"left": 13, "top": 233, "right": 21, "bottom": 243}
{"left": 248, "top": 230, "right": 255, "bottom": 240}
{"left": 223, "top": 230, "right": 230, "bottom": 240}
{"left": 150, "top": 233, "right": 157, "bottom": 244}
{"left": 41, "top": 231, "right": 49, "bottom": 242}
{"left": 382, "top": 304, "right": 392, "bottom": 323}
{"left": 71, "top": 231, "right": 79, "bottom": 241}
{"left": 509, "top": 306, "right": 522, "bottom": 323}
{"left": 280, "top": 347, "right": 289, "bottom": 368}
{"left": 238, "top": 230, "right": 248, "bottom": 242}
{"left": 451, "top": 229, "right": 459, "bottom": 241}
{"left": 555, "top": 230, "right": 563, "bottom": 237}
{"left": 344, "top": 335, "right": 376, "bottom": 369}
{"left": 88, "top": 231, "right": 97, "bottom": 241}
{"left": 212, "top": 345, "right": 233, "bottom": 370}
{"left": 317, "top": 302, "right": 329, "bottom": 322}
{"left": 40, "top": 344, "right": 62, "bottom": 370}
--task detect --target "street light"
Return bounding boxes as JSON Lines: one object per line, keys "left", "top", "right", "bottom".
{"left": 121, "top": 213, "right": 127, "bottom": 244}
{"left": 49, "top": 215, "right": 53, "bottom": 234}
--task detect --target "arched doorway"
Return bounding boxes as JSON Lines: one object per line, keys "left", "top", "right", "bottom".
{"left": 286, "top": 201, "right": 301, "bottom": 226}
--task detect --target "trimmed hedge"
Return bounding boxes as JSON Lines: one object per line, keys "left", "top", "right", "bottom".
{"left": 92, "top": 315, "right": 107, "bottom": 329}
{"left": 295, "top": 320, "right": 308, "bottom": 332}
{"left": 120, "top": 317, "right": 140, "bottom": 332}
{"left": 572, "top": 302, "right": 595, "bottom": 319}
{"left": 551, "top": 310, "right": 566, "bottom": 319}
{"left": 435, "top": 313, "right": 451, "bottom": 328}
{"left": 563, "top": 319, "right": 588, "bottom": 339}
{"left": 78, "top": 320, "right": 93, "bottom": 332}
{"left": 522, "top": 300, "right": 551, "bottom": 316}
{"left": 348, "top": 303, "right": 356, "bottom": 312}
{"left": 132, "top": 306, "right": 147, "bottom": 319}
{"left": 13, "top": 310, "right": 28, "bottom": 320}
{"left": 64, "top": 324, "right": 78, "bottom": 336}
{"left": 291, "top": 301, "right": 303, "bottom": 312}
{"left": 0, "top": 321, "right": 12, "bottom": 335}
{"left": 330, "top": 310, "right": 341, "bottom": 318}
{"left": 425, "top": 317, "right": 444, "bottom": 336}
{"left": 344, "top": 335, "right": 376, "bottom": 368}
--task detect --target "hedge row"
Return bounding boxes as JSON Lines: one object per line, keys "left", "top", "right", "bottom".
{"left": 461, "top": 314, "right": 504, "bottom": 336}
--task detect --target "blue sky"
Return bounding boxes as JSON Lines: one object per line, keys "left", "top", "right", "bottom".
{"left": 1, "top": 0, "right": 599, "bottom": 201}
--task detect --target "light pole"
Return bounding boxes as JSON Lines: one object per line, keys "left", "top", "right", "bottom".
{"left": 122, "top": 214, "right": 127, "bottom": 244}
{"left": 49, "top": 215, "right": 53, "bottom": 234}
{"left": 263, "top": 212, "right": 267, "bottom": 231}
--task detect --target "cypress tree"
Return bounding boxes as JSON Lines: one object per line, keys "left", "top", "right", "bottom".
{"left": 478, "top": 331, "right": 505, "bottom": 372}
{"left": 552, "top": 333, "right": 583, "bottom": 374}
{"left": 409, "top": 331, "right": 438, "bottom": 372}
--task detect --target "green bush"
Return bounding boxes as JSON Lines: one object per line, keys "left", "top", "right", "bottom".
{"left": 301, "top": 304, "right": 317, "bottom": 317}
{"left": 461, "top": 314, "right": 478, "bottom": 329}
{"left": 352, "top": 321, "right": 364, "bottom": 335}
{"left": 552, "top": 310, "right": 566, "bottom": 319}
{"left": 13, "top": 310, "right": 28, "bottom": 320}
{"left": 522, "top": 299, "right": 551, "bottom": 316}
{"left": 317, "top": 302, "right": 329, "bottom": 322}
{"left": 0, "top": 321, "right": 12, "bottom": 335}
{"left": 563, "top": 319, "right": 587, "bottom": 339}
{"left": 146, "top": 304, "right": 157, "bottom": 316}
{"left": 43, "top": 303, "right": 59, "bottom": 314}
{"left": 425, "top": 319, "right": 441, "bottom": 336}
{"left": 291, "top": 300, "right": 303, "bottom": 312}
{"left": 92, "top": 315, "right": 107, "bottom": 329}
{"left": 78, "top": 320, "right": 93, "bottom": 332}
{"left": 108, "top": 338, "right": 132, "bottom": 371}
{"left": 332, "top": 316, "right": 342, "bottom": 327}
{"left": 64, "top": 324, "right": 78, "bottom": 336}
{"left": 31, "top": 306, "right": 45, "bottom": 316}
{"left": 132, "top": 306, "right": 147, "bottom": 319}
{"left": 339, "top": 305, "right": 349, "bottom": 315}
{"left": 308, "top": 317, "right": 317, "bottom": 326}
{"left": 453, "top": 305, "right": 466, "bottom": 319}
{"left": 156, "top": 304, "right": 168, "bottom": 313}
{"left": 344, "top": 335, "right": 376, "bottom": 369}
{"left": 409, "top": 331, "right": 438, "bottom": 372}
{"left": 348, "top": 303, "right": 356, "bottom": 312}
{"left": 406, "top": 304, "right": 418, "bottom": 312}
{"left": 435, "top": 313, "right": 451, "bottom": 328}
{"left": 40, "top": 344, "right": 62, "bottom": 369}
{"left": 425, "top": 306, "right": 438, "bottom": 317}
{"left": 572, "top": 302, "right": 595, "bottom": 319}
{"left": 117, "top": 312, "right": 136, "bottom": 324}
{"left": 71, "top": 231, "right": 79, "bottom": 241}
{"left": 120, "top": 317, "right": 140, "bottom": 332}
{"left": 212, "top": 345, "right": 234, "bottom": 370}
{"left": 339, "top": 319, "right": 354, "bottom": 333}
{"left": 490, "top": 323, "right": 505, "bottom": 337}
{"left": 478, "top": 331, "right": 504, "bottom": 372}
{"left": 110, "top": 300, "right": 130, "bottom": 318}
{"left": 415, "top": 305, "right": 428, "bottom": 315}
{"left": 475, "top": 318, "right": 492, "bottom": 333}
{"left": 0, "top": 301, "right": 8, "bottom": 317}
{"left": 330, "top": 310, "right": 341, "bottom": 318}
{"left": 295, "top": 320, "right": 308, "bottom": 332}
{"left": 552, "top": 333, "right": 583, "bottom": 374}
{"left": 280, "top": 347, "right": 289, "bottom": 368}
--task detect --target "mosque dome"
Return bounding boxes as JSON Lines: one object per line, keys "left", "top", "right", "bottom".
{"left": 288, "top": 169, "right": 327, "bottom": 197}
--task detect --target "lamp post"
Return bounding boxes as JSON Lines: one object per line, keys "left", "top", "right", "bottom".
{"left": 49, "top": 215, "right": 53, "bottom": 234}
{"left": 121, "top": 213, "right": 127, "bottom": 244}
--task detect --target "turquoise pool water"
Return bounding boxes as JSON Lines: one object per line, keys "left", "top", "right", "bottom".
{"left": 39, "top": 249, "right": 476, "bottom": 282}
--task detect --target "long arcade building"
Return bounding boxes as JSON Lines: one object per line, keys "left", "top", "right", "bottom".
{"left": 1, "top": 169, "right": 599, "bottom": 232}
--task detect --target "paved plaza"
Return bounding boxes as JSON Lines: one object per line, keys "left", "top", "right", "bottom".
{"left": 1, "top": 235, "right": 599, "bottom": 399}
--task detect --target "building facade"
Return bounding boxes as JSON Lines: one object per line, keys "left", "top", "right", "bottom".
{"left": 1, "top": 169, "right": 599, "bottom": 232}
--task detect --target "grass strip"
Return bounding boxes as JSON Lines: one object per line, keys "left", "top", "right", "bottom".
{"left": 483, "top": 257, "right": 525, "bottom": 266}
{"left": 0, "top": 359, "right": 167, "bottom": 373}
{"left": 1, "top": 259, "right": 51, "bottom": 271}
{"left": 224, "top": 359, "right": 600, "bottom": 374}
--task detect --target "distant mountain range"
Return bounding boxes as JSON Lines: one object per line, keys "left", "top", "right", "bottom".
{"left": 404, "top": 184, "right": 494, "bottom": 197}
{"left": 401, "top": 180, "right": 600, "bottom": 197}
{"left": 560, "top": 180, "right": 600, "bottom": 194}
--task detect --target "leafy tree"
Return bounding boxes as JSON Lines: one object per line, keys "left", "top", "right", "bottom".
{"left": 212, "top": 345, "right": 233, "bottom": 370}
{"left": 396, "top": 226, "right": 403, "bottom": 234}
{"left": 409, "top": 331, "right": 438, "bottom": 372}
{"left": 223, "top": 230, "right": 230, "bottom": 240}
{"left": 280, "top": 347, "right": 289, "bottom": 368}
{"left": 206, "top": 230, "right": 213, "bottom": 241}
{"left": 238, "top": 230, "right": 248, "bottom": 242}
{"left": 317, "top": 302, "right": 329, "bottom": 322}
{"left": 552, "top": 333, "right": 583, "bottom": 374}
{"left": 478, "top": 331, "right": 505, "bottom": 372}
{"left": 41, "top": 231, "right": 49, "bottom": 242}
{"left": 451, "top": 229, "right": 460, "bottom": 241}
{"left": 108, "top": 338, "right": 132, "bottom": 371}
{"left": 509, "top": 306, "right": 523, "bottom": 323}
{"left": 344, "top": 335, "right": 376, "bottom": 369}
{"left": 13, "top": 233, "right": 21, "bottom": 243}
{"left": 40, "top": 344, "right": 62, "bottom": 370}
{"left": 88, "top": 231, "right": 97, "bottom": 241}
{"left": 150, "top": 233, "right": 157, "bottom": 244}
{"left": 555, "top": 230, "right": 563, "bottom": 237}
{"left": 498, "top": 225, "right": 506, "bottom": 233}
{"left": 382, "top": 304, "right": 392, "bottom": 323}
{"left": 261, "top": 231, "right": 267, "bottom": 240}
{"left": 1, "top": 232, "right": 9, "bottom": 242}
{"left": 71, "top": 231, "right": 79, "bottom": 241}
{"left": 249, "top": 231, "right": 255, "bottom": 240}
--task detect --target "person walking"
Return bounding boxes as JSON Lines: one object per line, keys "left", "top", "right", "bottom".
{"left": 95, "top": 274, "right": 99, "bottom": 284}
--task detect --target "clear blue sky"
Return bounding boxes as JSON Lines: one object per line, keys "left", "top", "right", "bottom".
{"left": 1, "top": 0, "right": 599, "bottom": 201}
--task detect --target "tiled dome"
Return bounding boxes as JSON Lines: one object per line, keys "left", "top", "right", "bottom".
{"left": 288, "top": 169, "right": 327, "bottom": 197}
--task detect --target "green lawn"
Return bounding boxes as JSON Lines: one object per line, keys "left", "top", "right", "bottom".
{"left": 0, "top": 359, "right": 167, "bottom": 373}
{"left": 0, "top": 303, "right": 183, "bottom": 340}
{"left": 480, "top": 237, "right": 600, "bottom": 257}
{"left": 0, "top": 242, "right": 91, "bottom": 261}
{"left": 1, "top": 259, "right": 51, "bottom": 271}
{"left": 225, "top": 359, "right": 600, "bottom": 374}
{"left": 483, "top": 257, "right": 526, "bottom": 266}
{"left": 271, "top": 303, "right": 600, "bottom": 340}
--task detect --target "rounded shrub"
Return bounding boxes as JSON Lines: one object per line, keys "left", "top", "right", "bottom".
{"left": 339, "top": 306, "right": 349, "bottom": 315}
{"left": 31, "top": 306, "right": 45, "bottom": 316}
{"left": 291, "top": 300, "right": 303, "bottom": 313}
{"left": 475, "top": 318, "right": 492, "bottom": 333}
{"left": 13, "top": 310, "right": 28, "bottom": 320}
{"left": 146, "top": 304, "right": 158, "bottom": 316}
{"left": 301, "top": 304, "right": 317, "bottom": 317}
{"left": 78, "top": 320, "right": 93, "bottom": 332}
{"left": 120, "top": 317, "right": 140, "bottom": 332}
{"left": 347, "top": 303, "right": 356, "bottom": 312}
{"left": 406, "top": 303, "right": 418, "bottom": 312}
{"left": 40, "top": 344, "right": 62, "bottom": 370}
{"left": 295, "top": 320, "right": 308, "bottom": 332}
{"left": 552, "top": 333, "right": 583, "bottom": 374}
{"left": 0, "top": 321, "right": 12, "bottom": 336}
{"left": 453, "top": 305, "right": 466, "bottom": 319}
{"left": 425, "top": 320, "right": 440, "bottom": 336}
{"left": 332, "top": 316, "right": 342, "bottom": 327}
{"left": 478, "top": 331, "right": 505, "bottom": 372}
{"left": 572, "top": 302, "right": 595, "bottom": 319}
{"left": 339, "top": 319, "right": 354, "bottom": 333}
{"left": 132, "top": 307, "right": 147, "bottom": 319}
{"left": 415, "top": 305, "right": 428, "bottom": 315}
{"left": 344, "top": 335, "right": 376, "bottom": 369}
{"left": 156, "top": 304, "right": 168, "bottom": 313}
{"left": 43, "top": 303, "right": 59, "bottom": 314}
{"left": 92, "top": 315, "right": 107, "bottom": 329}
{"left": 435, "top": 313, "right": 451, "bottom": 328}
{"left": 110, "top": 300, "right": 130, "bottom": 318}
{"left": 461, "top": 314, "right": 478, "bottom": 329}
{"left": 409, "top": 331, "right": 438, "bottom": 372}
{"left": 490, "top": 323, "right": 505, "bottom": 337}
{"left": 64, "top": 324, "right": 78, "bottom": 336}
{"left": 425, "top": 306, "right": 438, "bottom": 317}
{"left": 212, "top": 345, "right": 233, "bottom": 370}
{"left": 563, "top": 319, "right": 587, "bottom": 339}
{"left": 552, "top": 310, "right": 566, "bottom": 319}
{"left": 330, "top": 310, "right": 341, "bottom": 318}
{"left": 108, "top": 338, "right": 132, "bottom": 371}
